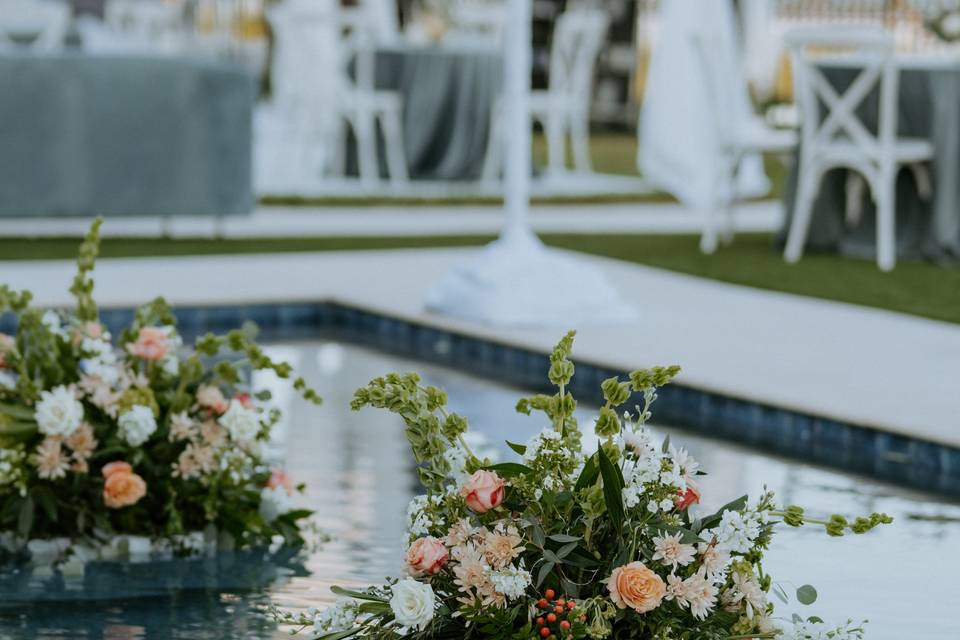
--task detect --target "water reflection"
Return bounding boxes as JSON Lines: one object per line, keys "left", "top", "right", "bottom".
{"left": 5, "top": 341, "right": 957, "bottom": 639}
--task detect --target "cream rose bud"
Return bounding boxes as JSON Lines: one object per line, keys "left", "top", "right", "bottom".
{"left": 405, "top": 536, "right": 449, "bottom": 576}
{"left": 35, "top": 385, "right": 84, "bottom": 437}
{"left": 118, "top": 405, "right": 158, "bottom": 446}
{"left": 460, "top": 470, "right": 506, "bottom": 514}
{"left": 196, "top": 385, "right": 228, "bottom": 414}
{"left": 219, "top": 399, "right": 261, "bottom": 443}
{"left": 389, "top": 578, "right": 435, "bottom": 631}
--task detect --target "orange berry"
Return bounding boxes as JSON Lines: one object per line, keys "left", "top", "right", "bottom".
{"left": 545, "top": 589, "right": 556, "bottom": 600}
{"left": 547, "top": 613, "right": 557, "bottom": 623}
{"left": 540, "top": 627, "right": 551, "bottom": 638}
{"left": 554, "top": 605, "right": 564, "bottom": 615}
{"left": 556, "top": 599, "right": 565, "bottom": 607}
{"left": 566, "top": 600, "right": 575, "bottom": 609}
{"left": 560, "top": 621, "right": 571, "bottom": 630}
{"left": 537, "top": 598, "right": 548, "bottom": 609}
{"left": 536, "top": 617, "right": 544, "bottom": 626}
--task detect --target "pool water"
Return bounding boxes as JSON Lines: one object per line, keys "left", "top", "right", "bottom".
{"left": 2, "top": 341, "right": 956, "bottom": 639}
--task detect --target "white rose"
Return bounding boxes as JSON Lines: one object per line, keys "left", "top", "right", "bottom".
{"left": 118, "top": 405, "right": 158, "bottom": 446}
{"left": 258, "top": 486, "right": 291, "bottom": 523}
{"left": 389, "top": 578, "right": 435, "bottom": 632}
{"left": 35, "top": 385, "right": 84, "bottom": 437}
{"left": 218, "top": 399, "right": 260, "bottom": 443}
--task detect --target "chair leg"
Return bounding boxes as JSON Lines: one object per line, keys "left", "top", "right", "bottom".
{"left": 907, "top": 162, "right": 932, "bottom": 202}
{"left": 481, "top": 104, "right": 502, "bottom": 183}
{"left": 570, "top": 112, "right": 592, "bottom": 173}
{"left": 844, "top": 171, "right": 866, "bottom": 229}
{"left": 784, "top": 164, "right": 822, "bottom": 264}
{"left": 545, "top": 114, "right": 565, "bottom": 175}
{"left": 331, "top": 118, "right": 349, "bottom": 177}
{"left": 380, "top": 108, "right": 409, "bottom": 184}
{"left": 875, "top": 170, "right": 896, "bottom": 272}
{"left": 720, "top": 154, "right": 740, "bottom": 245}
{"left": 354, "top": 112, "right": 378, "bottom": 185}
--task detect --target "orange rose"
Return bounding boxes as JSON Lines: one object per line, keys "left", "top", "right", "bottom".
{"left": 676, "top": 485, "right": 700, "bottom": 511}
{"left": 102, "top": 462, "right": 147, "bottom": 509}
{"left": 607, "top": 561, "right": 666, "bottom": 613}
{"left": 101, "top": 461, "right": 132, "bottom": 478}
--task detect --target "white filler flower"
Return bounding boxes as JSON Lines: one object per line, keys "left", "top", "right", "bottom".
{"left": 389, "top": 578, "right": 435, "bottom": 632}
{"left": 218, "top": 399, "right": 260, "bottom": 443}
{"left": 118, "top": 405, "right": 158, "bottom": 446}
{"left": 35, "top": 385, "right": 84, "bottom": 437}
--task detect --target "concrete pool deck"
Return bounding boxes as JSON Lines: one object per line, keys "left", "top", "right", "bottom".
{"left": 1, "top": 246, "right": 956, "bottom": 450}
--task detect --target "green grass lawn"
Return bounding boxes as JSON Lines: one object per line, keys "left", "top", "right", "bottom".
{"left": 2, "top": 233, "right": 957, "bottom": 325}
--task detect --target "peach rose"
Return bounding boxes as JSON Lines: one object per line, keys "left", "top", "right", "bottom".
{"left": 196, "top": 385, "right": 228, "bottom": 414}
{"left": 127, "top": 327, "right": 169, "bottom": 361}
{"left": 101, "top": 461, "right": 132, "bottom": 478}
{"left": 267, "top": 468, "right": 295, "bottom": 495}
{"left": 607, "top": 561, "right": 666, "bottom": 614}
{"left": 102, "top": 463, "right": 147, "bottom": 509}
{"left": 460, "top": 470, "right": 506, "bottom": 514}
{"left": 676, "top": 485, "right": 700, "bottom": 511}
{"left": 405, "top": 536, "right": 449, "bottom": 576}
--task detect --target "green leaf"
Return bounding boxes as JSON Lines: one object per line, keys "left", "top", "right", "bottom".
{"left": 330, "top": 585, "right": 388, "bottom": 603}
{"left": 505, "top": 440, "right": 527, "bottom": 456}
{"left": 547, "top": 533, "right": 581, "bottom": 543}
{"left": 796, "top": 584, "right": 818, "bottom": 605}
{"left": 315, "top": 629, "right": 364, "bottom": 640}
{"left": 31, "top": 486, "right": 57, "bottom": 523}
{"left": 699, "top": 494, "right": 748, "bottom": 530}
{"left": 556, "top": 541, "right": 579, "bottom": 558}
{"left": 772, "top": 583, "right": 789, "bottom": 605}
{"left": 482, "top": 462, "right": 533, "bottom": 477}
{"left": 574, "top": 453, "right": 599, "bottom": 491}
{"left": 17, "top": 495, "right": 34, "bottom": 538}
{"left": 543, "top": 549, "right": 561, "bottom": 564}
{"left": 661, "top": 435, "right": 671, "bottom": 454}
{"left": 536, "top": 561, "right": 555, "bottom": 587}
{"left": 0, "top": 402, "right": 35, "bottom": 421}
{"left": 597, "top": 444, "right": 624, "bottom": 530}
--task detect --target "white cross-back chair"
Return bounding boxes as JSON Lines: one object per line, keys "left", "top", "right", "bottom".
{"left": 783, "top": 25, "right": 933, "bottom": 271}
{"left": 482, "top": 7, "right": 608, "bottom": 181}
{"left": 0, "top": 0, "right": 70, "bottom": 51}
{"left": 690, "top": 30, "right": 798, "bottom": 254}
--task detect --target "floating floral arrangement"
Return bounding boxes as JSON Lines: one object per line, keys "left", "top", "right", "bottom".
{"left": 277, "top": 333, "right": 889, "bottom": 640}
{"left": 0, "top": 220, "right": 320, "bottom": 562}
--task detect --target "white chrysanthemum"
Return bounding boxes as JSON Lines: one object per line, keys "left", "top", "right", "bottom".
{"left": 486, "top": 565, "right": 531, "bottom": 600}
{"left": 218, "top": 399, "right": 260, "bottom": 443}
{"left": 35, "top": 385, "right": 84, "bottom": 437}
{"left": 118, "top": 405, "right": 158, "bottom": 446}
{"left": 696, "top": 541, "right": 732, "bottom": 582}
{"left": 314, "top": 599, "right": 359, "bottom": 635}
{"left": 652, "top": 531, "right": 696, "bottom": 569}
{"left": 683, "top": 571, "right": 717, "bottom": 620}
{"left": 259, "top": 485, "right": 291, "bottom": 523}
{"left": 389, "top": 578, "right": 435, "bottom": 631}
{"left": 723, "top": 571, "right": 767, "bottom": 619}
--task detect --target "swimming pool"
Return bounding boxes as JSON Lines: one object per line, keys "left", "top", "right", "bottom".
{"left": 2, "top": 341, "right": 956, "bottom": 639}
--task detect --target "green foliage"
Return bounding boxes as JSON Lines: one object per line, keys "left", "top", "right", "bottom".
{"left": 68, "top": 217, "right": 103, "bottom": 322}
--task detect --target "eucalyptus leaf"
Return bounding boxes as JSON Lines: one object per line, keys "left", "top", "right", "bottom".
{"left": 796, "top": 584, "right": 818, "bottom": 605}
{"left": 536, "top": 561, "right": 555, "bottom": 587}
{"left": 505, "top": 440, "right": 527, "bottom": 456}
{"left": 547, "top": 533, "right": 581, "bottom": 543}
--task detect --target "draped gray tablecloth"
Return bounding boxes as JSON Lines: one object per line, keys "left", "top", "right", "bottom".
{"left": 781, "top": 66, "right": 960, "bottom": 261}
{"left": 0, "top": 53, "right": 256, "bottom": 217}
{"left": 373, "top": 44, "right": 502, "bottom": 181}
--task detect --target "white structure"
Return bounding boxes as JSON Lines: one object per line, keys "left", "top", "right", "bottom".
{"left": 783, "top": 25, "right": 933, "bottom": 272}
{"left": 257, "top": 0, "right": 407, "bottom": 191}
{"left": 0, "top": 0, "right": 70, "bottom": 51}
{"left": 639, "top": 0, "right": 772, "bottom": 232}
{"left": 483, "top": 7, "right": 609, "bottom": 180}
{"left": 689, "top": 28, "right": 797, "bottom": 253}
{"left": 425, "top": 0, "right": 635, "bottom": 327}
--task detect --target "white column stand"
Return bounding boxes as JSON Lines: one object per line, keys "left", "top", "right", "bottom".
{"left": 424, "top": 0, "right": 635, "bottom": 326}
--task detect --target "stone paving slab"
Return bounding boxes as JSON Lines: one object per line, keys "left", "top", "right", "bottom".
{"left": 1, "top": 246, "right": 956, "bottom": 448}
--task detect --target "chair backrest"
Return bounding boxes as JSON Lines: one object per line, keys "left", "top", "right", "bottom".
{"left": 105, "top": 0, "right": 183, "bottom": 40}
{"left": 784, "top": 25, "right": 897, "bottom": 163}
{"left": 266, "top": 0, "right": 339, "bottom": 115}
{"left": 547, "top": 8, "right": 609, "bottom": 104}
{"left": 0, "top": 0, "right": 70, "bottom": 51}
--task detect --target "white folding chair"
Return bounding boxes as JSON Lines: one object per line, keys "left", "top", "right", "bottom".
{"left": 0, "top": 0, "right": 70, "bottom": 52}
{"left": 482, "top": 7, "right": 608, "bottom": 181}
{"left": 690, "top": 30, "right": 798, "bottom": 253}
{"left": 783, "top": 25, "right": 933, "bottom": 271}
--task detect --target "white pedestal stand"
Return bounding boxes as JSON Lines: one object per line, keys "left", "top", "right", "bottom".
{"left": 424, "top": 0, "right": 636, "bottom": 327}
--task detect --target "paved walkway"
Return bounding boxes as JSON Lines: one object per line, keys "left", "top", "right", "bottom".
{"left": 2, "top": 247, "right": 956, "bottom": 448}
{"left": 0, "top": 200, "right": 781, "bottom": 238}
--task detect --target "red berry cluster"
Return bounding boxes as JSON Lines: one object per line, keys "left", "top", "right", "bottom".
{"left": 534, "top": 589, "right": 580, "bottom": 640}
